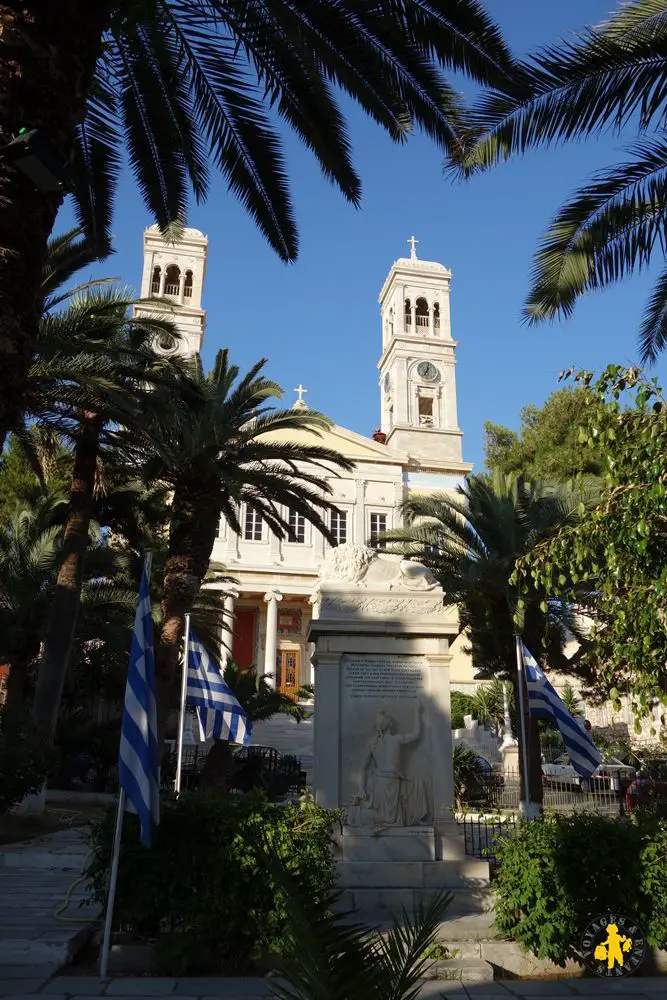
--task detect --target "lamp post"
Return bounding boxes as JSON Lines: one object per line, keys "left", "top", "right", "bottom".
{"left": 1, "top": 129, "right": 70, "bottom": 194}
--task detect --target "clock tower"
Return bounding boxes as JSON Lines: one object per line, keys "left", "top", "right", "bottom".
{"left": 377, "top": 239, "right": 468, "bottom": 469}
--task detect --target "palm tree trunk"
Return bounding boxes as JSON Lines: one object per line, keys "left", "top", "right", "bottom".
{"left": 32, "top": 413, "right": 102, "bottom": 738}
{"left": 155, "top": 482, "right": 220, "bottom": 737}
{"left": 0, "top": 5, "right": 109, "bottom": 448}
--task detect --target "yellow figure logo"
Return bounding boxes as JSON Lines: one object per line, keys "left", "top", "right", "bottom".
{"left": 593, "top": 924, "right": 633, "bottom": 971}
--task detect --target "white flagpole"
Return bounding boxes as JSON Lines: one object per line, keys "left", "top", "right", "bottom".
{"left": 99, "top": 549, "right": 153, "bottom": 976}
{"left": 514, "top": 634, "right": 532, "bottom": 817}
{"left": 174, "top": 613, "right": 191, "bottom": 795}
{"left": 99, "top": 788, "right": 125, "bottom": 976}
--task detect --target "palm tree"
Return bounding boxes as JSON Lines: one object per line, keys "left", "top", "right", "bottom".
{"left": 560, "top": 681, "right": 582, "bottom": 719}
{"left": 24, "top": 230, "right": 192, "bottom": 739}
{"left": 0, "top": 1, "right": 517, "bottom": 449}
{"left": 380, "top": 472, "right": 587, "bottom": 805}
{"left": 451, "top": 0, "right": 667, "bottom": 363}
{"left": 141, "top": 349, "right": 353, "bottom": 729}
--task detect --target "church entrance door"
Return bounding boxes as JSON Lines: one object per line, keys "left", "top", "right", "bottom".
{"left": 277, "top": 649, "right": 300, "bottom": 697}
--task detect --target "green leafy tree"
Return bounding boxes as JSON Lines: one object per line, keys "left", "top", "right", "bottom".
{"left": 0, "top": 431, "right": 71, "bottom": 522}
{"left": 484, "top": 387, "right": 607, "bottom": 481}
{"left": 452, "top": 0, "right": 667, "bottom": 363}
{"left": 0, "top": 1, "right": 517, "bottom": 451}
{"left": 381, "top": 472, "right": 588, "bottom": 805}
{"left": 521, "top": 365, "right": 667, "bottom": 725}
{"left": 26, "top": 231, "right": 190, "bottom": 740}
{"left": 560, "top": 681, "right": 582, "bottom": 719}
{"left": 141, "top": 350, "right": 353, "bottom": 730}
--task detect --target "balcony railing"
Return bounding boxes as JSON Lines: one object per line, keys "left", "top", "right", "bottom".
{"left": 164, "top": 282, "right": 180, "bottom": 296}
{"left": 416, "top": 314, "right": 429, "bottom": 328}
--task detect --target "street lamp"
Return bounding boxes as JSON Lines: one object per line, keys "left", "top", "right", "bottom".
{"left": 1, "top": 128, "right": 69, "bottom": 194}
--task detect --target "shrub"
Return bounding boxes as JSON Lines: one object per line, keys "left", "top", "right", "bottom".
{"left": 451, "top": 691, "right": 476, "bottom": 729}
{"left": 0, "top": 705, "right": 55, "bottom": 815}
{"left": 493, "top": 812, "right": 667, "bottom": 965}
{"left": 86, "top": 790, "right": 338, "bottom": 975}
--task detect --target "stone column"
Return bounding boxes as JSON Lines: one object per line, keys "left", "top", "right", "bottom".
{"left": 263, "top": 590, "right": 283, "bottom": 687}
{"left": 411, "top": 301, "right": 417, "bottom": 332}
{"left": 427, "top": 643, "right": 454, "bottom": 817}
{"left": 178, "top": 270, "right": 186, "bottom": 304}
{"left": 158, "top": 268, "right": 166, "bottom": 296}
{"left": 354, "top": 479, "right": 366, "bottom": 546}
{"left": 312, "top": 646, "right": 342, "bottom": 808}
{"left": 221, "top": 587, "right": 239, "bottom": 665}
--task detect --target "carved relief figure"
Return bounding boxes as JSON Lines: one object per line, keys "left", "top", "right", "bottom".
{"left": 352, "top": 703, "right": 429, "bottom": 829}
{"left": 317, "top": 542, "right": 439, "bottom": 592}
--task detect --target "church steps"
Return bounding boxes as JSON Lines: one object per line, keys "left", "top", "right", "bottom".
{"left": 337, "top": 886, "right": 494, "bottom": 916}
{"left": 337, "top": 859, "right": 490, "bottom": 889}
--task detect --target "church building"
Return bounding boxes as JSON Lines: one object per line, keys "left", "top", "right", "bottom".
{"left": 135, "top": 227, "right": 473, "bottom": 697}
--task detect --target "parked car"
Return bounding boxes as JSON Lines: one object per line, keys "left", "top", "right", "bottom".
{"left": 626, "top": 757, "right": 667, "bottom": 813}
{"left": 542, "top": 753, "right": 635, "bottom": 793}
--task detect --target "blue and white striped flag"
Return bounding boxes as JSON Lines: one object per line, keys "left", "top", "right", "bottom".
{"left": 523, "top": 644, "right": 601, "bottom": 778}
{"left": 118, "top": 559, "right": 160, "bottom": 847}
{"left": 186, "top": 632, "right": 251, "bottom": 746}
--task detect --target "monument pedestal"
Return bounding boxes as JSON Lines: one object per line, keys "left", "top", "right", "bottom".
{"left": 309, "top": 543, "right": 491, "bottom": 918}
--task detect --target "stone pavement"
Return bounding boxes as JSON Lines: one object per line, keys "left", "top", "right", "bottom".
{"left": 1, "top": 970, "right": 667, "bottom": 1000}
{"left": 0, "top": 829, "right": 100, "bottom": 966}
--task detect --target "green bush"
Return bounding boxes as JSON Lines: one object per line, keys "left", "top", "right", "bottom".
{"left": 493, "top": 812, "right": 667, "bottom": 965}
{"left": 0, "top": 706, "right": 55, "bottom": 815}
{"left": 451, "top": 691, "right": 476, "bottom": 729}
{"left": 86, "top": 790, "right": 338, "bottom": 975}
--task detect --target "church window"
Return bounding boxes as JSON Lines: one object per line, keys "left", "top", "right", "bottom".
{"left": 369, "top": 511, "right": 387, "bottom": 545}
{"left": 184, "top": 269, "right": 193, "bottom": 298}
{"left": 287, "top": 509, "right": 306, "bottom": 543}
{"left": 151, "top": 266, "right": 161, "bottom": 294}
{"left": 404, "top": 299, "right": 411, "bottom": 328}
{"left": 244, "top": 506, "right": 263, "bottom": 541}
{"left": 433, "top": 302, "right": 440, "bottom": 331}
{"left": 164, "top": 264, "right": 181, "bottom": 296}
{"left": 330, "top": 510, "right": 347, "bottom": 547}
{"left": 418, "top": 396, "right": 434, "bottom": 426}
{"left": 416, "top": 297, "right": 429, "bottom": 331}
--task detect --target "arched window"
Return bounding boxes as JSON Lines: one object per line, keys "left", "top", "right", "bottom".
{"left": 151, "top": 266, "right": 161, "bottom": 294}
{"left": 164, "top": 264, "right": 181, "bottom": 296}
{"left": 416, "top": 297, "right": 429, "bottom": 331}
{"left": 433, "top": 302, "right": 440, "bottom": 332}
{"left": 404, "top": 298, "right": 411, "bottom": 328}
{"left": 184, "top": 269, "right": 193, "bottom": 298}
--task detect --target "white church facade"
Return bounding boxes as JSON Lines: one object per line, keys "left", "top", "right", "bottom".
{"left": 133, "top": 226, "right": 661, "bottom": 745}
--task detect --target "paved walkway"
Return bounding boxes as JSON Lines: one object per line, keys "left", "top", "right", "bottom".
{"left": 1, "top": 970, "right": 667, "bottom": 999}
{"left": 0, "top": 829, "right": 99, "bottom": 968}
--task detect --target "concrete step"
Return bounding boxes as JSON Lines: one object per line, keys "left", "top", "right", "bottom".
{"left": 0, "top": 850, "right": 86, "bottom": 871}
{"left": 337, "top": 886, "right": 494, "bottom": 916}
{"left": 337, "top": 859, "right": 490, "bottom": 889}
{"left": 0, "top": 924, "right": 92, "bottom": 966}
{"left": 423, "top": 957, "right": 494, "bottom": 982}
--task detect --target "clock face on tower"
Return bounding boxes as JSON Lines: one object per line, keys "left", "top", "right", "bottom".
{"left": 417, "top": 361, "right": 440, "bottom": 382}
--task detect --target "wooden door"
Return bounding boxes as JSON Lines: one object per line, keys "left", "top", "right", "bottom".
{"left": 277, "top": 649, "right": 300, "bottom": 697}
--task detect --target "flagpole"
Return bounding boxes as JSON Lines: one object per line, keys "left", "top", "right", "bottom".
{"left": 514, "top": 634, "right": 532, "bottom": 817}
{"left": 175, "top": 613, "right": 191, "bottom": 795}
{"left": 99, "top": 549, "right": 153, "bottom": 976}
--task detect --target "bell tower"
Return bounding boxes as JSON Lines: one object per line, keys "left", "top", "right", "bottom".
{"left": 378, "top": 238, "right": 467, "bottom": 467}
{"left": 133, "top": 225, "right": 208, "bottom": 357}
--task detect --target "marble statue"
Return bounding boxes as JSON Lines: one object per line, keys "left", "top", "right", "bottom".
{"left": 349, "top": 702, "right": 429, "bottom": 830}
{"left": 317, "top": 542, "right": 438, "bottom": 592}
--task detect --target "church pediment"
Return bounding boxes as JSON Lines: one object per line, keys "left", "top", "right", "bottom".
{"left": 257, "top": 421, "right": 409, "bottom": 464}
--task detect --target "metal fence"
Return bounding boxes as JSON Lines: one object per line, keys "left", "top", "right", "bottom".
{"left": 459, "top": 813, "right": 517, "bottom": 864}
{"left": 458, "top": 768, "right": 627, "bottom": 818}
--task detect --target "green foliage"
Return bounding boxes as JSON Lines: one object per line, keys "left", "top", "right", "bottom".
{"left": 484, "top": 387, "right": 606, "bottom": 481}
{"left": 521, "top": 366, "right": 667, "bottom": 716}
{"left": 224, "top": 661, "right": 309, "bottom": 724}
{"left": 86, "top": 791, "right": 338, "bottom": 975}
{"left": 0, "top": 706, "right": 56, "bottom": 815}
{"left": 452, "top": 744, "right": 488, "bottom": 806}
{"left": 0, "top": 432, "right": 71, "bottom": 523}
{"left": 451, "top": 1, "right": 667, "bottom": 362}
{"left": 451, "top": 690, "right": 476, "bottom": 729}
{"left": 494, "top": 813, "right": 667, "bottom": 964}
{"left": 560, "top": 682, "right": 582, "bottom": 719}
{"left": 274, "top": 884, "right": 453, "bottom": 1000}
{"left": 473, "top": 679, "right": 515, "bottom": 735}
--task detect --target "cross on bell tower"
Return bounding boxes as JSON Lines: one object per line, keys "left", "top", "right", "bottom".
{"left": 376, "top": 240, "right": 469, "bottom": 469}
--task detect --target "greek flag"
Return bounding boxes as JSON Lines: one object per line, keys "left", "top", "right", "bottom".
{"left": 523, "top": 643, "right": 601, "bottom": 778}
{"left": 118, "top": 560, "right": 160, "bottom": 847}
{"left": 186, "top": 631, "right": 251, "bottom": 746}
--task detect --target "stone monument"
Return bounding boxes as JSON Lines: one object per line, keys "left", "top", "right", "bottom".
{"left": 309, "top": 543, "right": 490, "bottom": 915}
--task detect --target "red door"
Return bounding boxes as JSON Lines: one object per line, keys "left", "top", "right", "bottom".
{"left": 231, "top": 608, "right": 257, "bottom": 671}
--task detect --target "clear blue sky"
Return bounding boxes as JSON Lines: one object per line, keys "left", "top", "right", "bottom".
{"left": 57, "top": 0, "right": 665, "bottom": 472}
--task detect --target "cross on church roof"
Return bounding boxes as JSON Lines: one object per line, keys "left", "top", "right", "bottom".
{"left": 294, "top": 384, "right": 308, "bottom": 403}
{"left": 408, "top": 235, "right": 419, "bottom": 260}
